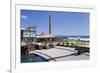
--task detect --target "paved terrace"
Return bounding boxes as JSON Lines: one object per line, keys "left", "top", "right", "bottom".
{"left": 29, "top": 46, "right": 89, "bottom": 61}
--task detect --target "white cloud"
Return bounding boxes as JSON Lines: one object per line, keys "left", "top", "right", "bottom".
{"left": 21, "top": 15, "right": 27, "bottom": 19}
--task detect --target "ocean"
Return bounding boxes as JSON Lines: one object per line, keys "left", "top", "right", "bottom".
{"left": 55, "top": 36, "right": 90, "bottom": 41}
{"left": 67, "top": 36, "right": 89, "bottom": 41}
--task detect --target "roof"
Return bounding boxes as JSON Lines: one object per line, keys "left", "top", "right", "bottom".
{"left": 21, "top": 28, "right": 36, "bottom": 32}
{"left": 36, "top": 34, "right": 54, "bottom": 38}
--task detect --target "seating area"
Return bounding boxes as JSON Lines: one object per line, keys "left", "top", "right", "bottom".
{"left": 56, "top": 42, "right": 76, "bottom": 48}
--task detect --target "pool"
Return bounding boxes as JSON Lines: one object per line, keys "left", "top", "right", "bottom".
{"left": 21, "top": 54, "right": 48, "bottom": 63}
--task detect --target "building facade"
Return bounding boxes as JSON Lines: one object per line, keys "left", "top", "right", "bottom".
{"left": 21, "top": 26, "right": 37, "bottom": 43}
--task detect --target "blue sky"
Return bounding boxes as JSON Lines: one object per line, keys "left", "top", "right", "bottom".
{"left": 21, "top": 10, "right": 89, "bottom": 36}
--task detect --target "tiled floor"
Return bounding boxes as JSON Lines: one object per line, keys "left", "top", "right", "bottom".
{"left": 29, "top": 46, "right": 89, "bottom": 61}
